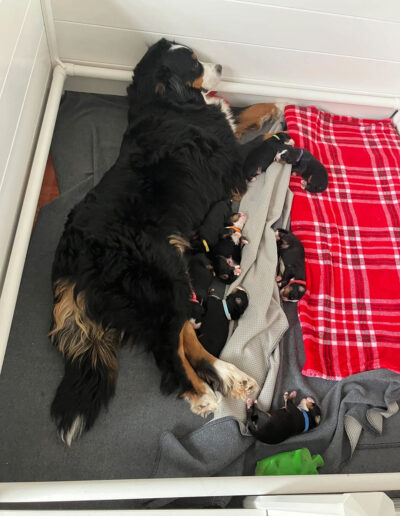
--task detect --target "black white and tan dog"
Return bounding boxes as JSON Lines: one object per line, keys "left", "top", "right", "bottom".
{"left": 246, "top": 391, "right": 321, "bottom": 444}
{"left": 198, "top": 287, "right": 249, "bottom": 357}
{"left": 211, "top": 212, "right": 247, "bottom": 284}
{"left": 242, "top": 132, "right": 294, "bottom": 181}
{"left": 275, "top": 228, "right": 306, "bottom": 302}
{"left": 49, "top": 38, "right": 283, "bottom": 444}
{"left": 190, "top": 200, "right": 235, "bottom": 254}
{"left": 275, "top": 144, "right": 328, "bottom": 193}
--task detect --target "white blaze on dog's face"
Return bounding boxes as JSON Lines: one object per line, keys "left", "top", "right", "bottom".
{"left": 199, "top": 62, "right": 223, "bottom": 92}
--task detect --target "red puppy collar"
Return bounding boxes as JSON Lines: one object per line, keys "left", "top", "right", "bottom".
{"left": 190, "top": 291, "right": 199, "bottom": 303}
{"left": 289, "top": 279, "right": 307, "bottom": 287}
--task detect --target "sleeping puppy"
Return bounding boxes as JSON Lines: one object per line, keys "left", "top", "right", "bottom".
{"left": 246, "top": 391, "right": 321, "bottom": 444}
{"left": 211, "top": 213, "right": 247, "bottom": 283}
{"left": 275, "top": 228, "right": 306, "bottom": 302}
{"left": 198, "top": 287, "right": 249, "bottom": 357}
{"left": 188, "top": 253, "right": 215, "bottom": 303}
{"left": 243, "top": 132, "right": 294, "bottom": 182}
{"left": 275, "top": 145, "right": 328, "bottom": 193}
{"left": 190, "top": 201, "right": 238, "bottom": 253}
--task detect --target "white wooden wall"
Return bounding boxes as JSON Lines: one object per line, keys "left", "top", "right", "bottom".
{"left": 0, "top": 0, "right": 51, "bottom": 288}
{"left": 52, "top": 0, "right": 400, "bottom": 97}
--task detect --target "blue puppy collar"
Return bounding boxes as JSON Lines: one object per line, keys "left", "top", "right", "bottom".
{"left": 222, "top": 299, "right": 232, "bottom": 321}
{"left": 301, "top": 409, "right": 310, "bottom": 432}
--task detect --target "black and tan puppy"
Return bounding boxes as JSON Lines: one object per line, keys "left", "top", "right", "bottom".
{"left": 275, "top": 228, "right": 306, "bottom": 302}
{"left": 246, "top": 391, "right": 321, "bottom": 444}
{"left": 187, "top": 253, "right": 214, "bottom": 328}
{"left": 275, "top": 145, "right": 328, "bottom": 193}
{"left": 211, "top": 212, "right": 247, "bottom": 283}
{"left": 191, "top": 201, "right": 238, "bottom": 254}
{"left": 243, "top": 132, "right": 294, "bottom": 182}
{"left": 198, "top": 287, "right": 249, "bottom": 357}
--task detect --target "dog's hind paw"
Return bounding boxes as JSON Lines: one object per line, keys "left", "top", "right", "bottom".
{"left": 214, "top": 360, "right": 259, "bottom": 399}
{"left": 184, "top": 385, "right": 219, "bottom": 417}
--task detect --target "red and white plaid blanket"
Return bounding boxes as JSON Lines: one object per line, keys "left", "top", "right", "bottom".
{"left": 285, "top": 105, "right": 400, "bottom": 380}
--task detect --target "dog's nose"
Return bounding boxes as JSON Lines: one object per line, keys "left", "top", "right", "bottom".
{"left": 215, "top": 64, "right": 222, "bottom": 75}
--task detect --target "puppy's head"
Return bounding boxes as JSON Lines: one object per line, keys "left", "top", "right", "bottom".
{"left": 225, "top": 287, "right": 249, "bottom": 320}
{"left": 213, "top": 256, "right": 240, "bottom": 284}
{"left": 280, "top": 282, "right": 306, "bottom": 302}
{"left": 129, "top": 38, "right": 222, "bottom": 102}
{"left": 302, "top": 161, "right": 329, "bottom": 193}
{"left": 298, "top": 396, "right": 322, "bottom": 429}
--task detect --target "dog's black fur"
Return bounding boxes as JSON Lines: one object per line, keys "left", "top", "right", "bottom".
{"left": 50, "top": 38, "right": 259, "bottom": 443}
{"left": 243, "top": 132, "right": 293, "bottom": 181}
{"left": 275, "top": 228, "right": 306, "bottom": 302}
{"left": 246, "top": 391, "right": 321, "bottom": 444}
{"left": 198, "top": 288, "right": 249, "bottom": 357}
{"left": 276, "top": 145, "right": 328, "bottom": 193}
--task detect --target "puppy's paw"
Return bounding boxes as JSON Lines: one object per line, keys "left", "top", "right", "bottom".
{"left": 234, "top": 266, "right": 241, "bottom": 276}
{"left": 250, "top": 176, "right": 257, "bottom": 182}
{"left": 184, "top": 385, "right": 219, "bottom": 417}
{"left": 289, "top": 390, "right": 297, "bottom": 399}
{"left": 301, "top": 179, "right": 307, "bottom": 189}
{"left": 275, "top": 231, "right": 280, "bottom": 241}
{"left": 214, "top": 360, "right": 259, "bottom": 399}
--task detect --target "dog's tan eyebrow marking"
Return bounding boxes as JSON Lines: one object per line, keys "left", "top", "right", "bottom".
{"left": 192, "top": 52, "right": 198, "bottom": 60}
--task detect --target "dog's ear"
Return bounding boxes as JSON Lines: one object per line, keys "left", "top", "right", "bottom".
{"left": 155, "top": 65, "right": 171, "bottom": 95}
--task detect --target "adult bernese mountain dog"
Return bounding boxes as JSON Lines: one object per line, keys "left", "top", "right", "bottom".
{"left": 50, "top": 38, "right": 281, "bottom": 445}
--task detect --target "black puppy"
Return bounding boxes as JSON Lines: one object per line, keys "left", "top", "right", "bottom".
{"left": 243, "top": 132, "right": 294, "bottom": 181}
{"left": 191, "top": 200, "right": 233, "bottom": 253}
{"left": 275, "top": 228, "right": 306, "bottom": 302}
{"left": 246, "top": 391, "right": 321, "bottom": 444}
{"left": 275, "top": 144, "right": 328, "bottom": 193}
{"left": 187, "top": 253, "right": 214, "bottom": 328}
{"left": 198, "top": 287, "right": 249, "bottom": 357}
{"left": 211, "top": 212, "right": 247, "bottom": 283}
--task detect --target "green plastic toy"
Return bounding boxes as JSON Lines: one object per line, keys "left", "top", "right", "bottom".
{"left": 255, "top": 448, "right": 324, "bottom": 476}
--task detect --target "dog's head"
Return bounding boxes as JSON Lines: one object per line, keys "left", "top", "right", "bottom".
{"left": 298, "top": 396, "right": 322, "bottom": 429}
{"left": 225, "top": 287, "right": 249, "bottom": 320}
{"left": 280, "top": 282, "right": 306, "bottom": 302}
{"left": 129, "top": 38, "right": 222, "bottom": 103}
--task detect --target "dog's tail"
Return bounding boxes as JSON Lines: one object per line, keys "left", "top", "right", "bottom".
{"left": 49, "top": 281, "right": 121, "bottom": 445}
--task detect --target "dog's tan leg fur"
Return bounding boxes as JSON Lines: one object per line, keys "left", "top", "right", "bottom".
{"left": 182, "top": 321, "right": 259, "bottom": 400}
{"left": 235, "top": 103, "right": 281, "bottom": 140}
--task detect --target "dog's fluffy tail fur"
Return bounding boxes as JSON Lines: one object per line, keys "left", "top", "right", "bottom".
{"left": 49, "top": 281, "right": 120, "bottom": 445}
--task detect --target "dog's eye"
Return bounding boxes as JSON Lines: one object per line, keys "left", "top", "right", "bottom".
{"left": 220, "top": 274, "right": 229, "bottom": 280}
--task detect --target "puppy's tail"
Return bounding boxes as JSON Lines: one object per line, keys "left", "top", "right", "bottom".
{"left": 50, "top": 281, "right": 121, "bottom": 445}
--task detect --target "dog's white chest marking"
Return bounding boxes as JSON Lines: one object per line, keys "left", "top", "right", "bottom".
{"left": 202, "top": 93, "right": 236, "bottom": 134}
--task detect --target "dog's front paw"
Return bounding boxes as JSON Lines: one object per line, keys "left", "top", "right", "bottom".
{"left": 214, "top": 360, "right": 259, "bottom": 399}
{"left": 184, "top": 385, "right": 219, "bottom": 417}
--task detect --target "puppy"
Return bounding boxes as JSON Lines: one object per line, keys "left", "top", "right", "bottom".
{"left": 275, "top": 228, "right": 306, "bottom": 302}
{"left": 211, "top": 212, "right": 247, "bottom": 283}
{"left": 275, "top": 145, "right": 328, "bottom": 193}
{"left": 246, "top": 391, "right": 321, "bottom": 444}
{"left": 243, "top": 132, "right": 294, "bottom": 182}
{"left": 198, "top": 287, "right": 249, "bottom": 357}
{"left": 187, "top": 253, "right": 215, "bottom": 328}
{"left": 188, "top": 253, "right": 214, "bottom": 303}
{"left": 190, "top": 201, "right": 237, "bottom": 253}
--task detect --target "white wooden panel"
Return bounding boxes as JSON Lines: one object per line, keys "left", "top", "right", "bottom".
{"left": 0, "top": 0, "right": 44, "bottom": 191}
{"left": 235, "top": 0, "right": 400, "bottom": 23}
{"left": 0, "top": 0, "right": 51, "bottom": 286}
{"left": 0, "top": 32, "right": 51, "bottom": 285}
{"left": 55, "top": 24, "right": 400, "bottom": 97}
{"left": 0, "top": 0, "right": 31, "bottom": 94}
{"left": 51, "top": 0, "right": 400, "bottom": 62}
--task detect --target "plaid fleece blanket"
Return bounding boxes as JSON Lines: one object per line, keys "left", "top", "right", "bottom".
{"left": 285, "top": 105, "right": 400, "bottom": 380}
